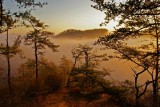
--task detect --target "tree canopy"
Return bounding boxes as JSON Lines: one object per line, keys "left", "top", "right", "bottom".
{"left": 91, "top": 0, "right": 160, "bottom": 102}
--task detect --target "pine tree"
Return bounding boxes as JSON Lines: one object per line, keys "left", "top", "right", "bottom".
{"left": 0, "top": 12, "right": 22, "bottom": 94}
{"left": 92, "top": 0, "right": 160, "bottom": 103}
{"left": 18, "top": 11, "right": 59, "bottom": 91}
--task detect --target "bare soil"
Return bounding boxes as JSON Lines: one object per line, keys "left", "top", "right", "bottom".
{"left": 35, "top": 88, "right": 119, "bottom": 107}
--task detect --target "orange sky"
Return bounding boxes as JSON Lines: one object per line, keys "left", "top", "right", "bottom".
{"left": 4, "top": 0, "right": 117, "bottom": 35}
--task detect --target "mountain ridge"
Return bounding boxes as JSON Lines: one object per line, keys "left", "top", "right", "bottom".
{"left": 54, "top": 28, "right": 108, "bottom": 39}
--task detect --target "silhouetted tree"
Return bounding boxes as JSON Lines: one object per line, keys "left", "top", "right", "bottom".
{"left": 17, "top": 11, "right": 59, "bottom": 91}
{"left": 0, "top": 0, "right": 3, "bottom": 26}
{"left": 59, "top": 55, "right": 73, "bottom": 87}
{"left": 0, "top": 0, "right": 47, "bottom": 26}
{"left": 67, "top": 45, "right": 129, "bottom": 105}
{"left": 18, "top": 58, "right": 63, "bottom": 93}
{"left": 67, "top": 44, "right": 108, "bottom": 90}
{"left": 0, "top": 12, "right": 22, "bottom": 94}
{"left": 92, "top": 0, "right": 160, "bottom": 104}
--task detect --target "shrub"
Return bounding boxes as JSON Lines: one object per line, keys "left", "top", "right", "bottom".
{"left": 44, "top": 73, "right": 63, "bottom": 90}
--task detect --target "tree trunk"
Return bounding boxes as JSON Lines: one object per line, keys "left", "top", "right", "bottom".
{"left": 66, "top": 56, "right": 77, "bottom": 87}
{"left": 0, "top": 0, "right": 3, "bottom": 26}
{"left": 153, "top": 15, "right": 159, "bottom": 105}
{"left": 6, "top": 29, "right": 11, "bottom": 94}
{"left": 84, "top": 52, "right": 89, "bottom": 68}
{"left": 34, "top": 36, "right": 39, "bottom": 91}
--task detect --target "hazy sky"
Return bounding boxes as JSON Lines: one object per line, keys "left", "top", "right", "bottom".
{"left": 4, "top": 0, "right": 117, "bottom": 34}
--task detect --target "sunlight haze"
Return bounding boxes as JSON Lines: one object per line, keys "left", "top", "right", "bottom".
{"left": 4, "top": 0, "right": 116, "bottom": 34}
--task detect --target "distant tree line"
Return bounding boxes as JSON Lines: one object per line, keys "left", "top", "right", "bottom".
{"left": 56, "top": 28, "right": 108, "bottom": 39}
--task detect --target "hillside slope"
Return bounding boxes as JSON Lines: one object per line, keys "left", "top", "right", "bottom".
{"left": 35, "top": 88, "right": 119, "bottom": 107}
{"left": 55, "top": 29, "right": 108, "bottom": 40}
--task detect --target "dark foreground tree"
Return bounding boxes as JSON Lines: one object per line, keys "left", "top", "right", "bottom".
{"left": 67, "top": 45, "right": 132, "bottom": 106}
{"left": 0, "top": 12, "right": 22, "bottom": 94}
{"left": 91, "top": 0, "right": 160, "bottom": 104}
{"left": 17, "top": 58, "right": 63, "bottom": 95}
{"left": 0, "top": 0, "right": 47, "bottom": 95}
{"left": 0, "top": 0, "right": 47, "bottom": 25}
{"left": 17, "top": 11, "right": 59, "bottom": 91}
{"left": 59, "top": 55, "right": 73, "bottom": 87}
{"left": 67, "top": 44, "right": 108, "bottom": 90}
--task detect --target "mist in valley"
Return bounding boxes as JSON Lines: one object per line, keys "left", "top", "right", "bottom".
{"left": 1, "top": 0, "right": 160, "bottom": 107}
{"left": 0, "top": 29, "right": 152, "bottom": 83}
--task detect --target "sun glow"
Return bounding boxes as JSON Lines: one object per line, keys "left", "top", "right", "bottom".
{"left": 105, "top": 20, "right": 118, "bottom": 32}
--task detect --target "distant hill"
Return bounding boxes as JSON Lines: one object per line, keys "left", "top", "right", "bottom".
{"left": 54, "top": 29, "right": 108, "bottom": 40}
